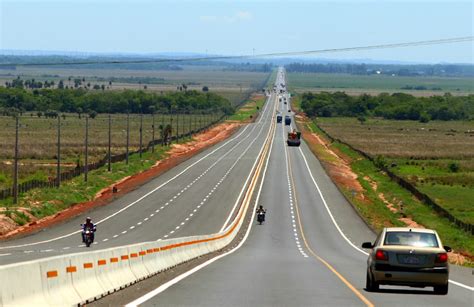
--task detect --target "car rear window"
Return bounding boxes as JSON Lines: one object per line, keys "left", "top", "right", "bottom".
{"left": 384, "top": 231, "right": 439, "bottom": 247}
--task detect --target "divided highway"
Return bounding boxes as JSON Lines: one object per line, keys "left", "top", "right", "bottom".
{"left": 124, "top": 69, "right": 473, "bottom": 306}
{"left": 0, "top": 84, "right": 276, "bottom": 265}
{"left": 1, "top": 68, "right": 472, "bottom": 306}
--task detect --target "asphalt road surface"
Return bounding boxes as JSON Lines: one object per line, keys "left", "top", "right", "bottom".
{"left": 125, "top": 69, "right": 473, "bottom": 306}
{"left": 1, "top": 68, "right": 472, "bottom": 306}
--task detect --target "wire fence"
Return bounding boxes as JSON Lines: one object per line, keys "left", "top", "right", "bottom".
{"left": 316, "top": 123, "right": 474, "bottom": 235}
{"left": 0, "top": 111, "right": 225, "bottom": 201}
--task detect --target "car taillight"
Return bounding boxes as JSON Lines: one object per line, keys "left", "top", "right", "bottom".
{"left": 375, "top": 249, "right": 389, "bottom": 261}
{"left": 436, "top": 253, "right": 448, "bottom": 263}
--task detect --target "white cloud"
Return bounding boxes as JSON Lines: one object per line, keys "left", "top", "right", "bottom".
{"left": 199, "top": 10, "right": 252, "bottom": 23}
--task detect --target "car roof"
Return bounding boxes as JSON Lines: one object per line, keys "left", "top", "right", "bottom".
{"left": 384, "top": 227, "right": 436, "bottom": 234}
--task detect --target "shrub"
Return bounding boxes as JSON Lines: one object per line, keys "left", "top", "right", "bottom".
{"left": 448, "top": 162, "right": 460, "bottom": 173}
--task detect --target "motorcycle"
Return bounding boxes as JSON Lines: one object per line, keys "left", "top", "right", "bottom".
{"left": 257, "top": 212, "right": 265, "bottom": 225}
{"left": 81, "top": 226, "right": 95, "bottom": 247}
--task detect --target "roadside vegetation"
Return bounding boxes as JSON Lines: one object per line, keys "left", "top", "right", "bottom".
{"left": 0, "top": 144, "right": 168, "bottom": 225}
{"left": 287, "top": 73, "right": 474, "bottom": 96}
{"left": 297, "top": 118, "right": 474, "bottom": 266}
{"left": 0, "top": 112, "right": 222, "bottom": 190}
{"left": 315, "top": 118, "right": 474, "bottom": 225}
{"left": 292, "top": 95, "right": 474, "bottom": 265}
{"left": 227, "top": 94, "right": 266, "bottom": 122}
{"left": 299, "top": 91, "right": 474, "bottom": 121}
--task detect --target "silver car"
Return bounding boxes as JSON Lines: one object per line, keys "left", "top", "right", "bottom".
{"left": 362, "top": 227, "right": 451, "bottom": 294}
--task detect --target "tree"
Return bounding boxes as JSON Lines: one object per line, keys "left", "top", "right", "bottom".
{"left": 89, "top": 110, "right": 98, "bottom": 119}
{"left": 77, "top": 107, "right": 83, "bottom": 119}
{"left": 101, "top": 84, "right": 105, "bottom": 91}
{"left": 202, "top": 86, "right": 209, "bottom": 92}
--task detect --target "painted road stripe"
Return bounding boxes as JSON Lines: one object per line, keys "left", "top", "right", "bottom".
{"left": 284, "top": 122, "right": 374, "bottom": 307}
{"left": 126, "top": 91, "right": 276, "bottom": 307}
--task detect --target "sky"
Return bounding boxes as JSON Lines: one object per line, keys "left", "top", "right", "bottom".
{"left": 0, "top": 0, "right": 473, "bottom": 63}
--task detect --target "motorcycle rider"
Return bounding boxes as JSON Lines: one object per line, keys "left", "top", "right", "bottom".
{"left": 81, "top": 217, "right": 97, "bottom": 243}
{"left": 256, "top": 205, "right": 267, "bottom": 222}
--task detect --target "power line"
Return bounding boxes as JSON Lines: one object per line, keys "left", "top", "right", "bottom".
{"left": 1, "top": 36, "right": 472, "bottom": 67}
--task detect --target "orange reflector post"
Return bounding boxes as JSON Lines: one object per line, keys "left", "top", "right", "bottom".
{"left": 146, "top": 249, "right": 153, "bottom": 254}
{"left": 83, "top": 263, "right": 93, "bottom": 269}
{"left": 153, "top": 248, "right": 160, "bottom": 252}
{"left": 46, "top": 271, "right": 58, "bottom": 278}
{"left": 66, "top": 266, "right": 77, "bottom": 273}
{"left": 110, "top": 257, "right": 119, "bottom": 263}
{"left": 139, "top": 251, "right": 146, "bottom": 256}
{"left": 121, "top": 255, "right": 129, "bottom": 260}
{"left": 130, "top": 253, "right": 138, "bottom": 258}
{"left": 98, "top": 260, "right": 106, "bottom": 266}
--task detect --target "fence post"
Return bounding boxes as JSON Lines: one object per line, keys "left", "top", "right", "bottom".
{"left": 139, "top": 113, "right": 143, "bottom": 158}
{"left": 56, "top": 114, "right": 61, "bottom": 187}
{"left": 152, "top": 112, "right": 155, "bottom": 153}
{"left": 84, "top": 116, "right": 89, "bottom": 182}
{"left": 13, "top": 115, "right": 19, "bottom": 204}
{"left": 108, "top": 114, "right": 111, "bottom": 171}
{"left": 126, "top": 112, "right": 130, "bottom": 165}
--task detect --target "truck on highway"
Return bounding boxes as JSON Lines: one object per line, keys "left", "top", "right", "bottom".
{"left": 287, "top": 130, "right": 301, "bottom": 146}
{"left": 284, "top": 115, "right": 291, "bottom": 125}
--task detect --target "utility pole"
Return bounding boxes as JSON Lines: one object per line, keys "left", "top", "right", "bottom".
{"left": 13, "top": 115, "right": 19, "bottom": 204}
{"left": 188, "top": 110, "right": 192, "bottom": 136}
{"left": 56, "top": 114, "right": 61, "bottom": 187}
{"left": 152, "top": 112, "right": 155, "bottom": 153}
{"left": 126, "top": 112, "right": 130, "bottom": 165}
{"left": 139, "top": 113, "right": 143, "bottom": 158}
{"left": 84, "top": 116, "right": 89, "bottom": 182}
{"left": 108, "top": 114, "right": 111, "bottom": 171}
{"left": 176, "top": 110, "right": 179, "bottom": 141}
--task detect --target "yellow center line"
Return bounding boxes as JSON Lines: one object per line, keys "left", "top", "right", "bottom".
{"left": 286, "top": 144, "right": 375, "bottom": 307}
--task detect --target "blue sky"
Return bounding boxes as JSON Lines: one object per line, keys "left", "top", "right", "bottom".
{"left": 1, "top": 0, "right": 472, "bottom": 63}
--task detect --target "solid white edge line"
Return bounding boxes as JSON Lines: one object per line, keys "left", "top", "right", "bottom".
{"left": 125, "top": 93, "right": 276, "bottom": 307}
{"left": 296, "top": 123, "right": 474, "bottom": 292}
{"left": 0, "top": 120, "right": 253, "bottom": 250}
{"left": 220, "top": 93, "right": 276, "bottom": 232}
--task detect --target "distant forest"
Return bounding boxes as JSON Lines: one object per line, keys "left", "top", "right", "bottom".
{"left": 0, "top": 87, "right": 234, "bottom": 116}
{"left": 300, "top": 91, "right": 474, "bottom": 121}
{"left": 0, "top": 55, "right": 273, "bottom": 72}
{"left": 286, "top": 63, "right": 474, "bottom": 77}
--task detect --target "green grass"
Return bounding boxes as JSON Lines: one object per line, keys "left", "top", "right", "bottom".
{"left": 0, "top": 146, "right": 169, "bottom": 219}
{"left": 227, "top": 95, "right": 266, "bottom": 122}
{"left": 315, "top": 117, "right": 474, "bottom": 225}
{"left": 287, "top": 72, "right": 474, "bottom": 94}
{"left": 305, "top": 121, "right": 474, "bottom": 261}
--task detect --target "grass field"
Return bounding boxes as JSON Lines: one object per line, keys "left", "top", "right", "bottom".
{"left": 316, "top": 117, "right": 474, "bottom": 225}
{"left": 0, "top": 144, "right": 169, "bottom": 222}
{"left": 287, "top": 72, "right": 474, "bottom": 96}
{"left": 227, "top": 94, "right": 266, "bottom": 122}
{"left": 0, "top": 113, "right": 220, "bottom": 190}
{"left": 297, "top": 118, "right": 474, "bottom": 262}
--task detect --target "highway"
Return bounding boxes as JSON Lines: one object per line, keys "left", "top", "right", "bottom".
{"left": 0, "top": 79, "right": 276, "bottom": 264}
{"left": 1, "top": 68, "right": 473, "bottom": 306}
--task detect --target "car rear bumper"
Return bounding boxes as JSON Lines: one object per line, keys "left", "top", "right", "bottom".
{"left": 373, "top": 267, "right": 448, "bottom": 286}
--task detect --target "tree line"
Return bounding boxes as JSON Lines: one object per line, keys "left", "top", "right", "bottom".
{"left": 300, "top": 92, "right": 474, "bottom": 122}
{"left": 0, "top": 87, "right": 234, "bottom": 116}
{"left": 285, "top": 63, "right": 474, "bottom": 77}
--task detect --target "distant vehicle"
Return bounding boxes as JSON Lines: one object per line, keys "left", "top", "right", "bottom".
{"left": 284, "top": 115, "right": 291, "bottom": 125}
{"left": 287, "top": 130, "right": 301, "bottom": 146}
{"left": 362, "top": 227, "right": 451, "bottom": 294}
{"left": 276, "top": 114, "right": 282, "bottom": 123}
